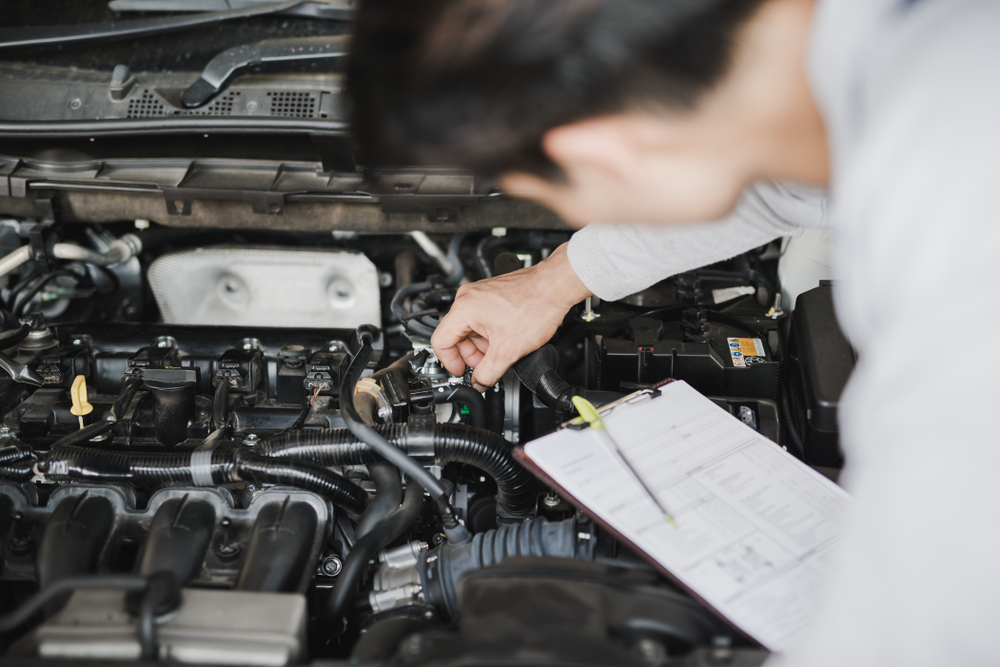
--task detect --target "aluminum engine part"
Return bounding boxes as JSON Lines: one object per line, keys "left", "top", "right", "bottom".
{"left": 148, "top": 248, "right": 381, "bottom": 329}
{"left": 35, "top": 589, "right": 306, "bottom": 666}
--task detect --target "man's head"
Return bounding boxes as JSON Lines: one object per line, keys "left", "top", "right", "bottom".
{"left": 348, "top": 0, "right": 826, "bottom": 226}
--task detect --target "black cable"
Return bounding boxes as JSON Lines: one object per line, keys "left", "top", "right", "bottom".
{"left": 342, "top": 329, "right": 469, "bottom": 543}
{"left": 212, "top": 382, "right": 231, "bottom": 432}
{"left": 13, "top": 269, "right": 87, "bottom": 318}
{"left": 326, "top": 479, "right": 425, "bottom": 625}
{"left": 138, "top": 591, "right": 158, "bottom": 661}
{"left": 289, "top": 394, "right": 312, "bottom": 430}
{"left": 49, "top": 420, "right": 115, "bottom": 448}
{"left": 109, "top": 376, "right": 143, "bottom": 423}
{"left": 0, "top": 574, "right": 148, "bottom": 633}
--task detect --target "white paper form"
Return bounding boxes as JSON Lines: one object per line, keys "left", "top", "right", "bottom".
{"left": 522, "top": 381, "right": 852, "bottom": 652}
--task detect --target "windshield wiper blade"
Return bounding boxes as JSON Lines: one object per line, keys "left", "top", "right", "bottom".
{"left": 0, "top": 0, "right": 340, "bottom": 55}
{"left": 107, "top": 0, "right": 354, "bottom": 22}
{"left": 182, "top": 35, "right": 349, "bottom": 108}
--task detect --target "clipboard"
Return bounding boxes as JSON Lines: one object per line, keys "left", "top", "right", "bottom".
{"left": 513, "top": 379, "right": 852, "bottom": 653}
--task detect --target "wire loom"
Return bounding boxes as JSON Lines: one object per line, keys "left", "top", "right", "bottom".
{"left": 39, "top": 446, "right": 370, "bottom": 515}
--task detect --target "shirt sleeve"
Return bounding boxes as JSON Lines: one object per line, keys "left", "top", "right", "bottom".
{"left": 566, "top": 181, "right": 828, "bottom": 301}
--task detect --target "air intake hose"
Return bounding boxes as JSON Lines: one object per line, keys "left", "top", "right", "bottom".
{"left": 259, "top": 423, "right": 535, "bottom": 517}
{"left": 38, "top": 446, "right": 369, "bottom": 515}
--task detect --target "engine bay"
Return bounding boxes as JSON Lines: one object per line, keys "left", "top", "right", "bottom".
{"left": 0, "top": 220, "right": 853, "bottom": 666}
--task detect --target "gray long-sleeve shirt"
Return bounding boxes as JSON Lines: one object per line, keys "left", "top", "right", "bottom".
{"left": 567, "top": 0, "right": 1000, "bottom": 665}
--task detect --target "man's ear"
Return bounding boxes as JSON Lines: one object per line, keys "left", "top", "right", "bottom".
{"left": 541, "top": 116, "right": 639, "bottom": 184}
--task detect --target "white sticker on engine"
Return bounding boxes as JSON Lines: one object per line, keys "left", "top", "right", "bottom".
{"left": 712, "top": 285, "right": 756, "bottom": 304}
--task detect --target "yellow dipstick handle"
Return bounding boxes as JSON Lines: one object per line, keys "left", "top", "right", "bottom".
{"left": 571, "top": 395, "right": 605, "bottom": 430}
{"left": 69, "top": 375, "right": 93, "bottom": 429}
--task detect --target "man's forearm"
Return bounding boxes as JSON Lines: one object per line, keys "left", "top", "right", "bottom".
{"left": 567, "top": 181, "right": 827, "bottom": 301}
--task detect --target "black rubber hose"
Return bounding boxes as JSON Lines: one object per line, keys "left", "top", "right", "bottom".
{"left": 341, "top": 331, "right": 468, "bottom": 541}
{"left": 257, "top": 423, "right": 535, "bottom": 517}
{"left": 485, "top": 384, "right": 505, "bottom": 434}
{"left": 38, "top": 446, "right": 369, "bottom": 515}
{"left": 432, "top": 382, "right": 488, "bottom": 430}
{"left": 355, "top": 462, "right": 402, "bottom": 540}
{"left": 212, "top": 381, "right": 230, "bottom": 432}
{"left": 234, "top": 454, "right": 369, "bottom": 515}
{"left": 326, "top": 480, "right": 425, "bottom": 625}
{"left": 0, "top": 444, "right": 35, "bottom": 465}
{"left": 0, "top": 463, "right": 33, "bottom": 481}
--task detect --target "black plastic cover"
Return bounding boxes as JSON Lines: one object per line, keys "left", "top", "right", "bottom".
{"left": 787, "top": 284, "right": 856, "bottom": 466}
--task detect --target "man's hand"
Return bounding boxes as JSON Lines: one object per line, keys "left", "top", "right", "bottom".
{"left": 431, "top": 243, "right": 593, "bottom": 390}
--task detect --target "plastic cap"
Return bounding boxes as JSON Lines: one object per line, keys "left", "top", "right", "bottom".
{"left": 69, "top": 375, "right": 94, "bottom": 417}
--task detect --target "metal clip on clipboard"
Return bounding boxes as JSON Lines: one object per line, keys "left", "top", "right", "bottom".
{"left": 560, "top": 378, "right": 675, "bottom": 432}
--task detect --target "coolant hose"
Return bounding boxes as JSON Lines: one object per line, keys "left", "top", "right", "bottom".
{"left": 431, "top": 382, "right": 488, "bottom": 430}
{"left": 258, "top": 423, "right": 535, "bottom": 517}
{"left": 326, "top": 479, "right": 425, "bottom": 625}
{"left": 38, "top": 446, "right": 369, "bottom": 515}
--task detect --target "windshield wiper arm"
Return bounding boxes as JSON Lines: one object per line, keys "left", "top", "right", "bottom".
{"left": 0, "top": 0, "right": 343, "bottom": 55}
{"left": 107, "top": 0, "right": 354, "bottom": 21}
{"left": 181, "top": 35, "right": 349, "bottom": 108}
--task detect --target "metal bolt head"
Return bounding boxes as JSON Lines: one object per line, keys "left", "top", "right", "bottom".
{"left": 321, "top": 556, "right": 343, "bottom": 577}
{"left": 69, "top": 98, "right": 82, "bottom": 110}
{"left": 402, "top": 634, "right": 424, "bottom": 657}
{"left": 243, "top": 433, "right": 259, "bottom": 446}
{"left": 636, "top": 639, "right": 667, "bottom": 667}
{"left": 0, "top": 426, "right": 10, "bottom": 438}
{"left": 245, "top": 100, "right": 258, "bottom": 113}
{"left": 543, "top": 492, "right": 561, "bottom": 508}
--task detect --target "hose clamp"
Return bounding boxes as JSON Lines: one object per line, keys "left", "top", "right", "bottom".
{"left": 189, "top": 450, "right": 215, "bottom": 487}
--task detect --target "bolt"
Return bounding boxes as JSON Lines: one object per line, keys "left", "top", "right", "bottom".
{"left": 423, "top": 610, "right": 434, "bottom": 622}
{"left": 0, "top": 426, "right": 10, "bottom": 438}
{"left": 577, "top": 532, "right": 592, "bottom": 541}
{"left": 378, "top": 407, "right": 392, "bottom": 422}
{"left": 245, "top": 100, "right": 258, "bottom": 113}
{"left": 402, "top": 634, "right": 424, "bottom": 657}
{"left": 711, "top": 636, "right": 733, "bottom": 664}
{"left": 431, "top": 532, "right": 446, "bottom": 546}
{"left": 243, "top": 434, "right": 259, "bottom": 446}
{"left": 543, "top": 491, "right": 560, "bottom": 508}
{"left": 378, "top": 271, "right": 393, "bottom": 288}
{"left": 321, "top": 556, "right": 343, "bottom": 577}
{"left": 636, "top": 639, "right": 667, "bottom": 667}
{"left": 69, "top": 98, "right": 82, "bottom": 110}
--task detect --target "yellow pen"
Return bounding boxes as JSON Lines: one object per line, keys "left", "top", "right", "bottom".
{"left": 571, "top": 395, "right": 677, "bottom": 527}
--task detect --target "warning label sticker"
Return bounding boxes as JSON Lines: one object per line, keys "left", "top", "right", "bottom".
{"left": 727, "top": 337, "right": 767, "bottom": 368}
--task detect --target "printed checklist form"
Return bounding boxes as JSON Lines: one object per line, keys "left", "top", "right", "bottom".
{"left": 518, "top": 381, "right": 852, "bottom": 652}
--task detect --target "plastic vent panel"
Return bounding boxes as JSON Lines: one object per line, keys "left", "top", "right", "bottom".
{"left": 267, "top": 91, "right": 318, "bottom": 118}
{"left": 126, "top": 90, "right": 241, "bottom": 118}
{"left": 126, "top": 89, "right": 168, "bottom": 118}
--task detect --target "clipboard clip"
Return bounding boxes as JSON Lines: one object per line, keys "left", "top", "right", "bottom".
{"left": 560, "top": 379, "right": 674, "bottom": 431}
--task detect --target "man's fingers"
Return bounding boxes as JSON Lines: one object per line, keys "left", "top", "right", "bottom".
{"left": 470, "top": 346, "right": 511, "bottom": 390}
{"left": 456, "top": 337, "right": 485, "bottom": 369}
{"left": 431, "top": 315, "right": 475, "bottom": 377}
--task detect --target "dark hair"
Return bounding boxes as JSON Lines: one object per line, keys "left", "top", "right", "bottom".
{"left": 347, "top": 0, "right": 767, "bottom": 177}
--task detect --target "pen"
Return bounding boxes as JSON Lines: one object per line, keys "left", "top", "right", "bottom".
{"left": 571, "top": 396, "right": 677, "bottom": 527}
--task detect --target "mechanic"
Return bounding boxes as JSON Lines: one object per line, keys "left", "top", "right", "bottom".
{"left": 347, "top": 0, "right": 1000, "bottom": 665}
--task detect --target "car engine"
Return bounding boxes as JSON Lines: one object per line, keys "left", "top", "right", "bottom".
{"left": 0, "top": 219, "right": 852, "bottom": 666}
